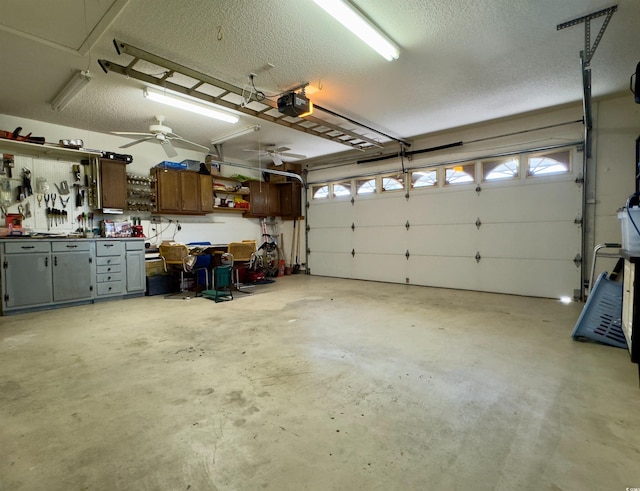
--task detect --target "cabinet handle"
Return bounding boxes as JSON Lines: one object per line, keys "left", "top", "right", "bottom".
{"left": 66, "top": 244, "right": 78, "bottom": 248}
{"left": 104, "top": 244, "right": 114, "bottom": 248}
{"left": 21, "top": 245, "right": 35, "bottom": 249}
{"left": 54, "top": 256, "right": 58, "bottom": 266}
{"left": 45, "top": 257, "right": 48, "bottom": 267}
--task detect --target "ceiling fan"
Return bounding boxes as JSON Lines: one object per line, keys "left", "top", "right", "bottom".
{"left": 244, "top": 145, "right": 307, "bottom": 166}
{"left": 112, "top": 115, "right": 208, "bottom": 158}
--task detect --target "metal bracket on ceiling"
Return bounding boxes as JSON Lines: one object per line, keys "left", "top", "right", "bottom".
{"left": 556, "top": 5, "right": 618, "bottom": 67}
{"left": 99, "top": 39, "right": 385, "bottom": 152}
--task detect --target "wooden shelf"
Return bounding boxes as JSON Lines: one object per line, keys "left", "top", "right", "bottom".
{"left": 213, "top": 206, "right": 247, "bottom": 213}
{"left": 0, "top": 138, "right": 101, "bottom": 159}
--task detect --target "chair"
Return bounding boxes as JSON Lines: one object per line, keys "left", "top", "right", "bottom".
{"left": 158, "top": 243, "right": 209, "bottom": 294}
{"left": 227, "top": 240, "right": 257, "bottom": 293}
{"left": 202, "top": 265, "right": 234, "bottom": 302}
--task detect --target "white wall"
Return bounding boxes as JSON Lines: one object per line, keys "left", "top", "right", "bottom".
{"left": 0, "top": 113, "right": 264, "bottom": 248}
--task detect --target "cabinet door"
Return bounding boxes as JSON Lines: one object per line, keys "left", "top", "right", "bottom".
{"left": 200, "top": 174, "right": 214, "bottom": 212}
{"left": 278, "top": 182, "right": 302, "bottom": 219}
{"left": 100, "top": 160, "right": 127, "bottom": 209}
{"left": 126, "top": 250, "right": 146, "bottom": 293}
{"left": 155, "top": 168, "right": 181, "bottom": 212}
{"left": 3, "top": 253, "right": 53, "bottom": 308}
{"left": 180, "top": 171, "right": 200, "bottom": 212}
{"left": 52, "top": 251, "right": 93, "bottom": 302}
{"left": 249, "top": 181, "right": 280, "bottom": 217}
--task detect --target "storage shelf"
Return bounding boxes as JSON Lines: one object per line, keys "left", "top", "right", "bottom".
{"left": 0, "top": 138, "right": 101, "bottom": 159}
{"left": 213, "top": 206, "right": 247, "bottom": 213}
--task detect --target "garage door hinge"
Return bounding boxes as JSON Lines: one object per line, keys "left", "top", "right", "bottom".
{"left": 475, "top": 252, "right": 481, "bottom": 263}
{"left": 573, "top": 253, "right": 582, "bottom": 267}
{"left": 307, "top": 247, "right": 311, "bottom": 255}
{"left": 405, "top": 250, "right": 410, "bottom": 259}
{"left": 476, "top": 185, "right": 482, "bottom": 195}
{"left": 405, "top": 192, "right": 410, "bottom": 201}
{"left": 306, "top": 201, "right": 310, "bottom": 209}
{"left": 475, "top": 218, "right": 482, "bottom": 229}
{"left": 405, "top": 220, "right": 410, "bottom": 230}
{"left": 351, "top": 223, "right": 355, "bottom": 231}
{"left": 575, "top": 174, "right": 584, "bottom": 185}
{"left": 351, "top": 249, "right": 355, "bottom": 257}
{"left": 574, "top": 213, "right": 583, "bottom": 225}
{"left": 351, "top": 197, "right": 355, "bottom": 205}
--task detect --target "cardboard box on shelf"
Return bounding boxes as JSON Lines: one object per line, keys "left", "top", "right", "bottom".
{"left": 268, "top": 162, "right": 301, "bottom": 182}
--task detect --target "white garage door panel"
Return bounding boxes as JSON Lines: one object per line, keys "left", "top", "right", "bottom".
{"left": 407, "top": 224, "right": 477, "bottom": 257}
{"left": 307, "top": 147, "right": 582, "bottom": 298}
{"left": 309, "top": 252, "right": 352, "bottom": 278}
{"left": 477, "top": 181, "right": 580, "bottom": 221}
{"left": 478, "top": 222, "right": 581, "bottom": 259}
{"left": 309, "top": 228, "right": 351, "bottom": 253}
{"left": 407, "top": 189, "right": 479, "bottom": 224}
{"left": 407, "top": 256, "right": 481, "bottom": 291}
{"left": 354, "top": 196, "right": 406, "bottom": 226}
{"left": 476, "top": 257, "right": 579, "bottom": 298}
{"left": 354, "top": 227, "right": 405, "bottom": 254}
{"left": 353, "top": 254, "right": 406, "bottom": 283}
{"left": 308, "top": 201, "right": 353, "bottom": 227}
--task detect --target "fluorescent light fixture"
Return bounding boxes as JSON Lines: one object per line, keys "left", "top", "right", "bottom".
{"left": 144, "top": 88, "right": 239, "bottom": 124}
{"left": 211, "top": 124, "right": 261, "bottom": 145}
{"left": 312, "top": 0, "right": 400, "bottom": 61}
{"left": 50, "top": 70, "right": 92, "bottom": 111}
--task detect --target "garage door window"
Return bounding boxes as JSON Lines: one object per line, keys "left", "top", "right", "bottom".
{"left": 381, "top": 175, "right": 405, "bottom": 192}
{"left": 333, "top": 181, "right": 352, "bottom": 198}
{"left": 312, "top": 184, "right": 329, "bottom": 199}
{"left": 411, "top": 169, "right": 438, "bottom": 188}
{"left": 527, "top": 150, "right": 571, "bottom": 176}
{"left": 445, "top": 163, "right": 476, "bottom": 185}
{"left": 483, "top": 157, "right": 520, "bottom": 181}
{"left": 356, "top": 178, "right": 377, "bottom": 195}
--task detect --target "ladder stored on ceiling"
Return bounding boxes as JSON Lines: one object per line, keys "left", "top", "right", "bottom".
{"left": 99, "top": 39, "right": 385, "bottom": 152}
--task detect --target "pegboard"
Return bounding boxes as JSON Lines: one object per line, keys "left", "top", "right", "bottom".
{"left": 2, "top": 153, "right": 93, "bottom": 234}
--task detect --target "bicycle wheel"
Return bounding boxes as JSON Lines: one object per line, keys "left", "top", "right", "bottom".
{"left": 261, "top": 242, "right": 280, "bottom": 277}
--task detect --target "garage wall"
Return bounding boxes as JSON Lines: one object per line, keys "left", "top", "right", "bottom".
{"left": 0, "top": 114, "right": 263, "bottom": 246}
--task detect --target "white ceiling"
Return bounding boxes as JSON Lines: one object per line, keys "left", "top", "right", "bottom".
{"left": 0, "top": 0, "right": 638, "bottom": 166}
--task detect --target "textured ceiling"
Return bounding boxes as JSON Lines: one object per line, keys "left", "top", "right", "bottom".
{"left": 0, "top": 0, "right": 638, "bottom": 165}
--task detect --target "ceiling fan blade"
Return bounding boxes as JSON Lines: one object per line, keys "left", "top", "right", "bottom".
{"left": 271, "top": 153, "right": 283, "bottom": 166}
{"left": 112, "top": 131, "right": 153, "bottom": 137}
{"left": 119, "top": 136, "right": 155, "bottom": 148}
{"left": 171, "top": 136, "right": 209, "bottom": 151}
{"left": 279, "top": 152, "right": 307, "bottom": 160}
{"left": 161, "top": 139, "right": 178, "bottom": 158}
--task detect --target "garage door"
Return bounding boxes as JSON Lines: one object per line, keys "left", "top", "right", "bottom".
{"left": 307, "top": 147, "right": 582, "bottom": 299}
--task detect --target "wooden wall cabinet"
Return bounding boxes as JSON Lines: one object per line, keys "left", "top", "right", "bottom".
{"left": 277, "top": 182, "right": 302, "bottom": 219}
{"left": 100, "top": 159, "right": 127, "bottom": 210}
{"left": 248, "top": 181, "right": 280, "bottom": 217}
{"left": 154, "top": 168, "right": 208, "bottom": 215}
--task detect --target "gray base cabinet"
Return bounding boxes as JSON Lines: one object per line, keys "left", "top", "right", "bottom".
{"left": 1, "top": 238, "right": 145, "bottom": 315}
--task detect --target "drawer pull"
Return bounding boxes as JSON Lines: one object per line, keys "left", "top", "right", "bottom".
{"left": 66, "top": 244, "right": 78, "bottom": 248}
{"left": 104, "top": 244, "right": 114, "bottom": 248}
{"left": 21, "top": 246, "right": 35, "bottom": 249}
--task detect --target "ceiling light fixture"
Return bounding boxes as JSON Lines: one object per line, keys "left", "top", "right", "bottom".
{"left": 210, "top": 124, "right": 261, "bottom": 145}
{"left": 50, "top": 70, "right": 92, "bottom": 111}
{"left": 312, "top": 0, "right": 400, "bottom": 61}
{"left": 143, "top": 88, "right": 239, "bottom": 124}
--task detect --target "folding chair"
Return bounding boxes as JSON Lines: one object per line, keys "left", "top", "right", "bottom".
{"left": 202, "top": 265, "right": 234, "bottom": 302}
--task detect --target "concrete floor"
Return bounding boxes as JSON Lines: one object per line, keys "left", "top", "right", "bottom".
{"left": 1, "top": 275, "right": 639, "bottom": 490}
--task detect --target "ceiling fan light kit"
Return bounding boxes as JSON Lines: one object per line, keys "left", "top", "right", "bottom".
{"left": 312, "top": 0, "right": 399, "bottom": 61}
{"left": 143, "top": 88, "right": 239, "bottom": 124}
{"left": 50, "top": 69, "right": 92, "bottom": 111}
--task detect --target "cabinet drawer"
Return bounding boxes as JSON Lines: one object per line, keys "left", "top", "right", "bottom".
{"left": 4, "top": 241, "right": 50, "bottom": 254}
{"left": 96, "top": 256, "right": 122, "bottom": 267}
{"left": 96, "top": 272, "right": 123, "bottom": 283}
{"left": 96, "top": 281, "right": 124, "bottom": 296}
{"left": 97, "top": 264, "right": 122, "bottom": 274}
{"left": 51, "top": 241, "right": 91, "bottom": 252}
{"left": 126, "top": 240, "right": 144, "bottom": 251}
{"left": 96, "top": 241, "right": 123, "bottom": 256}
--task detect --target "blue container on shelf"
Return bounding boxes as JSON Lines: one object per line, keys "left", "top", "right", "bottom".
{"left": 156, "top": 161, "right": 187, "bottom": 170}
{"left": 571, "top": 272, "right": 627, "bottom": 349}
